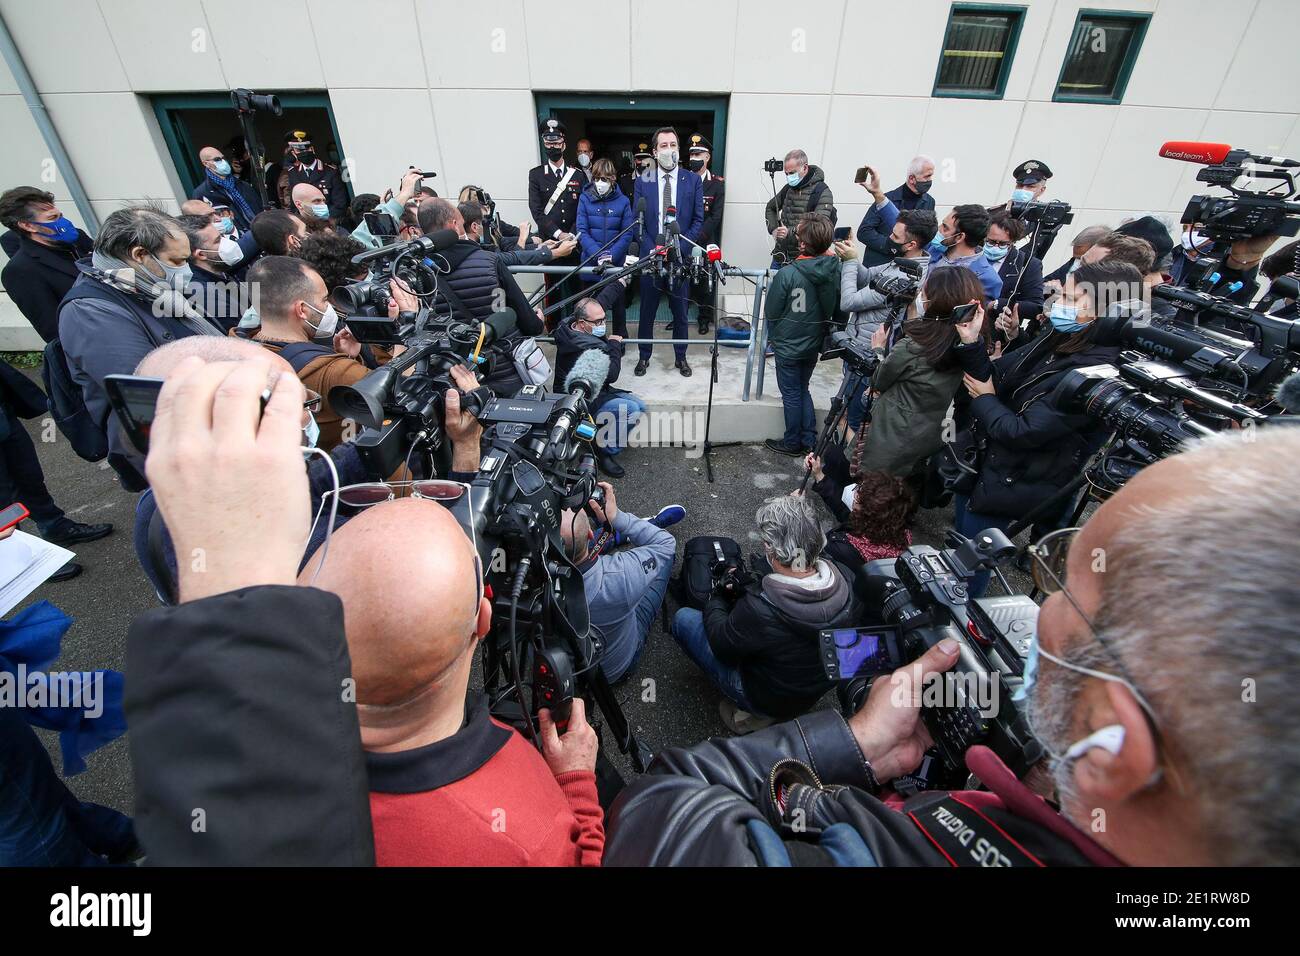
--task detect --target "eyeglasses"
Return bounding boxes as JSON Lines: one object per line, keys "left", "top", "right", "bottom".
{"left": 985, "top": 238, "right": 1014, "bottom": 249}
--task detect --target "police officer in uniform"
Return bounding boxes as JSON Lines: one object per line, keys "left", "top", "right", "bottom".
{"left": 619, "top": 142, "right": 653, "bottom": 201}
{"left": 276, "top": 130, "right": 349, "bottom": 220}
{"left": 991, "top": 159, "right": 1059, "bottom": 263}
{"left": 527, "top": 118, "right": 585, "bottom": 314}
{"left": 683, "top": 134, "right": 725, "bottom": 334}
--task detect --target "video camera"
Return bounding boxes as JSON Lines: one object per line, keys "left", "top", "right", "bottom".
{"left": 1006, "top": 198, "right": 1074, "bottom": 230}
{"left": 1166, "top": 144, "right": 1300, "bottom": 243}
{"left": 845, "top": 528, "right": 1044, "bottom": 791}
{"left": 332, "top": 230, "right": 459, "bottom": 318}
{"left": 459, "top": 350, "right": 654, "bottom": 772}
{"left": 820, "top": 329, "right": 881, "bottom": 377}
{"left": 328, "top": 306, "right": 514, "bottom": 478}
{"left": 868, "top": 257, "right": 925, "bottom": 304}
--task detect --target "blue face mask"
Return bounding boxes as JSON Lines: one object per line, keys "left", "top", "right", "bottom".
{"left": 928, "top": 236, "right": 946, "bottom": 254}
{"left": 786, "top": 171, "right": 803, "bottom": 188}
{"left": 303, "top": 412, "right": 320, "bottom": 449}
{"left": 310, "top": 203, "right": 330, "bottom": 219}
{"left": 32, "top": 215, "right": 79, "bottom": 244}
{"left": 983, "top": 243, "right": 1009, "bottom": 262}
{"left": 215, "top": 216, "right": 235, "bottom": 234}
{"left": 213, "top": 159, "right": 232, "bottom": 177}
{"left": 1011, "top": 187, "right": 1034, "bottom": 203}
{"left": 590, "top": 323, "right": 606, "bottom": 337}
{"left": 1049, "top": 302, "right": 1086, "bottom": 333}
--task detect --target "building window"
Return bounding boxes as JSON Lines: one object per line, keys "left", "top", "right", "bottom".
{"left": 933, "top": 5, "right": 1026, "bottom": 99}
{"left": 1054, "top": 10, "right": 1151, "bottom": 103}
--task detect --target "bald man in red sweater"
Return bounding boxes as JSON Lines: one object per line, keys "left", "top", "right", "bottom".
{"left": 304, "top": 497, "right": 604, "bottom": 866}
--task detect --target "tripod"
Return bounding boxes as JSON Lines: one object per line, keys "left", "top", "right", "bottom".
{"left": 798, "top": 361, "right": 872, "bottom": 494}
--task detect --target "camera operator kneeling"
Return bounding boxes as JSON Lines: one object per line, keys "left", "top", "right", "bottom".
{"left": 605, "top": 427, "right": 1300, "bottom": 867}
{"left": 671, "top": 495, "right": 862, "bottom": 735}
{"left": 951, "top": 260, "right": 1143, "bottom": 596}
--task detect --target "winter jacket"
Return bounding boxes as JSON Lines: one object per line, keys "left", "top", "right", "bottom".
{"left": 703, "top": 559, "right": 862, "bottom": 720}
{"left": 857, "top": 184, "right": 935, "bottom": 266}
{"left": 764, "top": 165, "right": 834, "bottom": 262}
{"left": 995, "top": 245, "right": 1045, "bottom": 322}
{"left": 576, "top": 183, "right": 633, "bottom": 280}
{"left": 125, "top": 586, "right": 375, "bottom": 865}
{"left": 0, "top": 230, "right": 93, "bottom": 342}
{"left": 839, "top": 256, "right": 929, "bottom": 344}
{"left": 954, "top": 329, "right": 1121, "bottom": 518}
{"left": 603, "top": 710, "right": 1121, "bottom": 867}
{"left": 553, "top": 315, "right": 627, "bottom": 407}
{"left": 765, "top": 254, "right": 840, "bottom": 361}
{"left": 857, "top": 336, "right": 963, "bottom": 477}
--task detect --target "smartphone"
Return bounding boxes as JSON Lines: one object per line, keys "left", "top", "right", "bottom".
{"left": 834, "top": 226, "right": 852, "bottom": 241}
{"left": 364, "top": 211, "right": 398, "bottom": 239}
{"left": 949, "top": 302, "right": 979, "bottom": 325}
{"left": 104, "top": 374, "right": 165, "bottom": 455}
{"left": 854, "top": 166, "right": 870, "bottom": 184}
{"left": 0, "top": 502, "right": 30, "bottom": 534}
{"left": 819, "top": 626, "right": 905, "bottom": 681}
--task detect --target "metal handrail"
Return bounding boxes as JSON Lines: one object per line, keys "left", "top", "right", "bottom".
{"left": 507, "top": 263, "right": 775, "bottom": 401}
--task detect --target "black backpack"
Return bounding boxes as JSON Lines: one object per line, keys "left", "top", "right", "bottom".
{"left": 40, "top": 338, "right": 107, "bottom": 462}
{"left": 671, "top": 535, "right": 748, "bottom": 610}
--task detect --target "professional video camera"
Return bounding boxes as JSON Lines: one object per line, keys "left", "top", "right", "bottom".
{"left": 840, "top": 528, "right": 1043, "bottom": 791}
{"left": 868, "top": 257, "right": 925, "bottom": 303}
{"left": 459, "top": 350, "right": 654, "bottom": 772}
{"left": 329, "top": 305, "right": 514, "bottom": 479}
{"left": 332, "top": 230, "right": 459, "bottom": 317}
{"left": 1159, "top": 141, "right": 1300, "bottom": 244}
{"left": 1006, "top": 198, "right": 1074, "bottom": 231}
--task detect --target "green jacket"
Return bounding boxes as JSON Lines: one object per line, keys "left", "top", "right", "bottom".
{"left": 764, "top": 255, "right": 840, "bottom": 361}
{"left": 857, "top": 336, "right": 963, "bottom": 477}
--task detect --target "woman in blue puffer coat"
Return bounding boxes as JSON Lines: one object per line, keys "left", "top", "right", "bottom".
{"left": 576, "top": 158, "right": 634, "bottom": 335}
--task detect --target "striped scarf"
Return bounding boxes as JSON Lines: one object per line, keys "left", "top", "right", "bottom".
{"left": 204, "top": 167, "right": 256, "bottom": 224}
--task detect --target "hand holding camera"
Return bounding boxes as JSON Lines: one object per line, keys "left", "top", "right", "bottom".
{"left": 588, "top": 481, "right": 618, "bottom": 526}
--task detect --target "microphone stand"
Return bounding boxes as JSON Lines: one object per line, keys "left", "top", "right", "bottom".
{"left": 701, "top": 264, "right": 741, "bottom": 482}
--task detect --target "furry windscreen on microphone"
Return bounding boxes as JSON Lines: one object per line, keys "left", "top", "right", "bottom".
{"left": 564, "top": 348, "right": 610, "bottom": 395}
{"left": 1276, "top": 370, "right": 1300, "bottom": 414}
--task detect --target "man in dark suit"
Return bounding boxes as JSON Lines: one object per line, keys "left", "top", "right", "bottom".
{"left": 527, "top": 118, "right": 585, "bottom": 314}
{"left": 190, "top": 146, "right": 263, "bottom": 232}
{"left": 633, "top": 127, "right": 705, "bottom": 377}
{"left": 0, "top": 187, "right": 94, "bottom": 343}
{"left": 686, "top": 133, "right": 725, "bottom": 334}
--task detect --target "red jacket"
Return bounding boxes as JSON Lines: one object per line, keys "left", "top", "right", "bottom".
{"left": 366, "top": 695, "right": 604, "bottom": 866}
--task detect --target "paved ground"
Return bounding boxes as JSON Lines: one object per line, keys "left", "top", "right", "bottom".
{"left": 15, "top": 361, "right": 1044, "bottom": 812}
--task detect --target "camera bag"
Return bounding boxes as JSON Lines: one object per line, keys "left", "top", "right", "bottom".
{"left": 672, "top": 535, "right": 745, "bottom": 610}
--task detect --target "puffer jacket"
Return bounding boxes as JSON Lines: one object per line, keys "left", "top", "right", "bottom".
{"left": 576, "top": 183, "right": 633, "bottom": 281}
{"left": 702, "top": 559, "right": 861, "bottom": 720}
{"left": 437, "top": 240, "right": 542, "bottom": 395}
{"left": 954, "top": 328, "right": 1121, "bottom": 518}
{"left": 857, "top": 336, "right": 962, "bottom": 478}
{"left": 764, "top": 165, "right": 834, "bottom": 262}
{"left": 839, "top": 257, "right": 929, "bottom": 345}
{"left": 602, "top": 710, "right": 1122, "bottom": 867}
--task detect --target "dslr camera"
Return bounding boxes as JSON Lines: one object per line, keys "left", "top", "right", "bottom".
{"left": 763, "top": 157, "right": 784, "bottom": 175}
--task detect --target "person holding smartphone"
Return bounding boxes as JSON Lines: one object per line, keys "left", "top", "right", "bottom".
{"left": 855, "top": 157, "right": 936, "bottom": 267}
{"left": 950, "top": 259, "right": 1143, "bottom": 596}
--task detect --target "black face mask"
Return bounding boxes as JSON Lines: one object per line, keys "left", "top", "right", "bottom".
{"left": 885, "top": 238, "right": 906, "bottom": 258}
{"left": 912, "top": 179, "right": 932, "bottom": 195}
{"left": 545, "top": 145, "right": 563, "bottom": 160}
{"left": 688, "top": 159, "right": 705, "bottom": 172}
{"left": 297, "top": 150, "right": 316, "bottom": 166}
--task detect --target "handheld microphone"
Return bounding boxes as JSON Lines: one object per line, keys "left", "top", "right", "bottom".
{"left": 1158, "top": 141, "right": 1300, "bottom": 168}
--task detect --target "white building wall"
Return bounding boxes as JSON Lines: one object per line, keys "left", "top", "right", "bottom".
{"left": 1, "top": 0, "right": 1298, "bottom": 347}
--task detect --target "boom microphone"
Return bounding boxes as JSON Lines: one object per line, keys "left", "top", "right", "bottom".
{"left": 1159, "top": 141, "right": 1300, "bottom": 168}
{"left": 1276, "top": 371, "right": 1300, "bottom": 413}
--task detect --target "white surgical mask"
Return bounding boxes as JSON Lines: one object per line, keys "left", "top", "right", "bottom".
{"left": 1181, "top": 229, "right": 1211, "bottom": 253}
{"left": 577, "top": 153, "right": 591, "bottom": 168}
{"left": 303, "top": 412, "right": 320, "bottom": 448}
{"left": 657, "top": 148, "right": 678, "bottom": 171}
{"left": 218, "top": 234, "right": 244, "bottom": 266}
{"left": 304, "top": 302, "right": 338, "bottom": 338}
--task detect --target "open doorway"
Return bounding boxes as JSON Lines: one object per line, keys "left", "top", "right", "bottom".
{"left": 151, "top": 92, "right": 349, "bottom": 210}
{"left": 535, "top": 93, "right": 728, "bottom": 182}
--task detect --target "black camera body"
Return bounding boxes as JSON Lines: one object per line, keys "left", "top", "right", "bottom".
{"left": 869, "top": 257, "right": 925, "bottom": 304}
{"left": 763, "top": 157, "right": 784, "bottom": 175}
{"left": 1007, "top": 198, "right": 1074, "bottom": 229}
{"left": 853, "top": 529, "right": 1043, "bottom": 790}
{"left": 820, "top": 330, "right": 881, "bottom": 376}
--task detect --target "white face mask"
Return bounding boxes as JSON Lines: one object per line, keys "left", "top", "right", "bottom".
{"left": 218, "top": 234, "right": 245, "bottom": 266}
{"left": 1181, "top": 229, "right": 1211, "bottom": 254}
{"left": 304, "top": 302, "right": 338, "bottom": 339}
{"left": 657, "top": 148, "right": 678, "bottom": 171}
{"left": 303, "top": 412, "right": 320, "bottom": 448}
{"left": 594, "top": 180, "right": 612, "bottom": 197}
{"left": 577, "top": 153, "right": 591, "bottom": 168}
